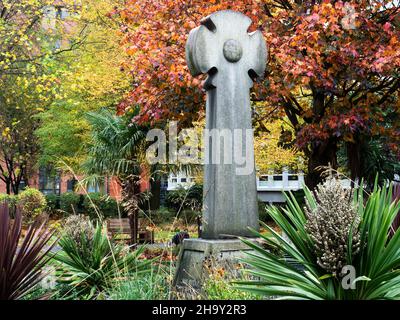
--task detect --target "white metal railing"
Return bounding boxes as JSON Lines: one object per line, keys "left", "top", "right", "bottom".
{"left": 257, "top": 172, "right": 305, "bottom": 191}
{"left": 167, "top": 171, "right": 354, "bottom": 192}
{"left": 167, "top": 173, "right": 195, "bottom": 191}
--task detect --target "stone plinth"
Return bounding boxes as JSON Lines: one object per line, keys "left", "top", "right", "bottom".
{"left": 173, "top": 238, "right": 257, "bottom": 290}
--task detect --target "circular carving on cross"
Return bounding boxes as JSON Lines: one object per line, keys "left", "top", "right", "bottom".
{"left": 223, "top": 39, "right": 243, "bottom": 63}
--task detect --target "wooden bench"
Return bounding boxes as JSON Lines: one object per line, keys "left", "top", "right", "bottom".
{"left": 107, "top": 218, "right": 154, "bottom": 244}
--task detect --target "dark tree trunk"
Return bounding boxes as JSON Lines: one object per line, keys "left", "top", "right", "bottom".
{"left": 121, "top": 175, "right": 141, "bottom": 245}
{"left": 149, "top": 178, "right": 161, "bottom": 210}
{"left": 346, "top": 136, "right": 362, "bottom": 186}
{"left": 5, "top": 181, "right": 11, "bottom": 195}
{"left": 305, "top": 138, "right": 338, "bottom": 190}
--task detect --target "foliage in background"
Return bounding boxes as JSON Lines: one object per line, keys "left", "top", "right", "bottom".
{"left": 60, "top": 192, "right": 81, "bottom": 215}
{"left": 83, "top": 108, "right": 146, "bottom": 180}
{"left": 0, "top": 203, "right": 56, "bottom": 300}
{"left": 17, "top": 187, "right": 47, "bottom": 223}
{"left": 45, "top": 193, "right": 60, "bottom": 215}
{"left": 0, "top": 193, "right": 17, "bottom": 214}
{"left": 54, "top": 223, "right": 152, "bottom": 299}
{"left": 254, "top": 119, "right": 306, "bottom": 174}
{"left": 0, "top": 0, "right": 80, "bottom": 194}
{"left": 150, "top": 207, "right": 177, "bottom": 224}
{"left": 338, "top": 137, "right": 400, "bottom": 187}
{"left": 36, "top": 0, "right": 130, "bottom": 172}
{"left": 165, "top": 184, "right": 203, "bottom": 213}
{"left": 115, "top": 0, "right": 400, "bottom": 189}
{"left": 83, "top": 192, "right": 119, "bottom": 220}
{"left": 237, "top": 179, "right": 400, "bottom": 299}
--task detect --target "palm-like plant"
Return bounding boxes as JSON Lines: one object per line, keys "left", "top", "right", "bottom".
{"left": 237, "top": 180, "right": 400, "bottom": 300}
{"left": 84, "top": 108, "right": 146, "bottom": 179}
{"left": 54, "top": 223, "right": 152, "bottom": 299}
{"left": 83, "top": 108, "right": 198, "bottom": 241}
{"left": 82, "top": 108, "right": 148, "bottom": 242}
{"left": 0, "top": 203, "right": 56, "bottom": 300}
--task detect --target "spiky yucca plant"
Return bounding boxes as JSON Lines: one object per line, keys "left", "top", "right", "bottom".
{"left": 237, "top": 180, "right": 400, "bottom": 300}
{"left": 0, "top": 203, "right": 56, "bottom": 300}
{"left": 54, "top": 223, "right": 152, "bottom": 299}
{"left": 391, "top": 182, "right": 400, "bottom": 236}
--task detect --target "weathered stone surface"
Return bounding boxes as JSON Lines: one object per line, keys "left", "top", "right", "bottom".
{"left": 173, "top": 238, "right": 256, "bottom": 289}
{"left": 186, "top": 10, "right": 267, "bottom": 238}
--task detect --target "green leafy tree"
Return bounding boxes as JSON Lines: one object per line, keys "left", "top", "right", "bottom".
{"left": 0, "top": 73, "right": 56, "bottom": 194}
{"left": 36, "top": 0, "right": 130, "bottom": 171}
{"left": 0, "top": 0, "right": 81, "bottom": 194}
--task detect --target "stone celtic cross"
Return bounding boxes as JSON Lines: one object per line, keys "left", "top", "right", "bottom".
{"left": 186, "top": 10, "right": 267, "bottom": 239}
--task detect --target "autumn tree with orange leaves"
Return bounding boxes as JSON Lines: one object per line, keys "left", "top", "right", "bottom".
{"left": 114, "top": 0, "right": 400, "bottom": 188}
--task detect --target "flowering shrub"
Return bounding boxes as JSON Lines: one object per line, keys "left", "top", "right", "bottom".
{"left": 305, "top": 179, "right": 361, "bottom": 275}
{"left": 63, "top": 215, "right": 95, "bottom": 255}
{"left": 238, "top": 180, "right": 400, "bottom": 300}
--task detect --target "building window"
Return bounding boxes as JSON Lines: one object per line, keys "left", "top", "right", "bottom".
{"left": 67, "top": 179, "right": 78, "bottom": 192}
{"left": 39, "top": 167, "right": 61, "bottom": 195}
{"left": 87, "top": 182, "right": 104, "bottom": 194}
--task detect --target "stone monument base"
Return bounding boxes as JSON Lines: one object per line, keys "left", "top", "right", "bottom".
{"left": 173, "top": 238, "right": 258, "bottom": 294}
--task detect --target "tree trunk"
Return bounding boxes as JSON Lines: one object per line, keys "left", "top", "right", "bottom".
{"left": 121, "top": 175, "right": 141, "bottom": 246}
{"left": 305, "top": 138, "right": 338, "bottom": 190}
{"left": 346, "top": 137, "right": 362, "bottom": 186}
{"left": 149, "top": 178, "right": 161, "bottom": 210}
{"left": 5, "top": 181, "right": 11, "bottom": 195}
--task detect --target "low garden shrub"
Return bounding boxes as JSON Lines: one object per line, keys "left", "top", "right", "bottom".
{"left": 165, "top": 183, "right": 203, "bottom": 212}
{"left": 60, "top": 192, "right": 81, "bottom": 215}
{"left": 83, "top": 192, "right": 119, "bottom": 220}
{"left": 150, "top": 206, "right": 201, "bottom": 224}
{"left": 17, "top": 187, "right": 47, "bottom": 223}
{"left": 179, "top": 209, "right": 200, "bottom": 224}
{"left": 203, "top": 269, "right": 260, "bottom": 300}
{"left": 45, "top": 194, "right": 60, "bottom": 215}
{"left": 150, "top": 206, "right": 176, "bottom": 224}
{"left": 0, "top": 193, "right": 17, "bottom": 215}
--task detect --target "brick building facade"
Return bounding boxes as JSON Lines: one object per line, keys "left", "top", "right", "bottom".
{"left": 0, "top": 167, "right": 123, "bottom": 200}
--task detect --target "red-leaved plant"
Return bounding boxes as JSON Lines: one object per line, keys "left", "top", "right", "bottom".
{"left": 0, "top": 203, "right": 56, "bottom": 300}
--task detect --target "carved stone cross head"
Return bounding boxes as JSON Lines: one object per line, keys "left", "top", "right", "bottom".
{"left": 186, "top": 10, "right": 267, "bottom": 90}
